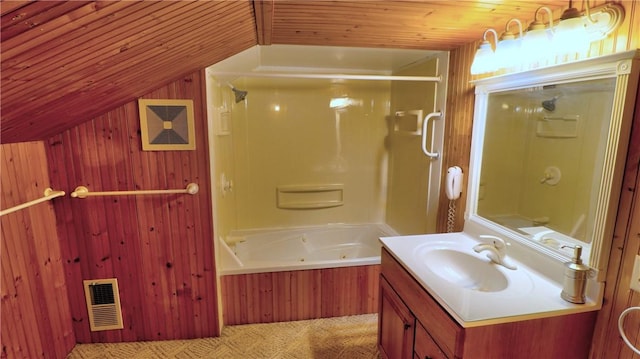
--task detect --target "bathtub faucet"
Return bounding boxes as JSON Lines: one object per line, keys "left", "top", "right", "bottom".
{"left": 473, "top": 235, "right": 517, "bottom": 270}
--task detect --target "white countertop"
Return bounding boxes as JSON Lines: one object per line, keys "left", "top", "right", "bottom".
{"left": 380, "top": 232, "right": 601, "bottom": 328}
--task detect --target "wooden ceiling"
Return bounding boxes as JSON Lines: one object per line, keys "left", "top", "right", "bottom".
{"left": 1, "top": 0, "right": 569, "bottom": 143}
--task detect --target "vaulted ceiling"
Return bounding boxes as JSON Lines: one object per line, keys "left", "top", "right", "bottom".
{"left": 1, "top": 0, "right": 568, "bottom": 143}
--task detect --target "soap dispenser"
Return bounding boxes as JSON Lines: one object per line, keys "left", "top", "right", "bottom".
{"left": 561, "top": 245, "right": 590, "bottom": 304}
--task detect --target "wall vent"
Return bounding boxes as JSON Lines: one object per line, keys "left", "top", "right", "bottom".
{"left": 83, "top": 278, "right": 124, "bottom": 331}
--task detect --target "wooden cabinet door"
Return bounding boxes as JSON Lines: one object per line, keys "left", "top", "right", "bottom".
{"left": 414, "top": 321, "right": 448, "bottom": 359}
{"left": 379, "top": 275, "right": 415, "bottom": 359}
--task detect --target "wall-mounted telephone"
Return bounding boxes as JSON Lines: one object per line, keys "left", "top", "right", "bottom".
{"left": 445, "top": 166, "right": 463, "bottom": 200}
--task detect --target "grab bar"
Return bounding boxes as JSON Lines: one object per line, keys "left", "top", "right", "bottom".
{"left": 421, "top": 111, "right": 442, "bottom": 159}
{"left": 0, "top": 188, "right": 65, "bottom": 216}
{"left": 71, "top": 183, "right": 199, "bottom": 198}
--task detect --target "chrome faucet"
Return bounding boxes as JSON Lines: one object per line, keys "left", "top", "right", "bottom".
{"left": 473, "top": 235, "right": 517, "bottom": 270}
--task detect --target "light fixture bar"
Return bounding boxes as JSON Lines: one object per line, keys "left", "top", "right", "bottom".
{"left": 470, "top": 2, "right": 625, "bottom": 75}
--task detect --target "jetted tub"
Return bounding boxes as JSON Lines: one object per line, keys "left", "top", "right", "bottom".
{"left": 218, "top": 223, "right": 397, "bottom": 275}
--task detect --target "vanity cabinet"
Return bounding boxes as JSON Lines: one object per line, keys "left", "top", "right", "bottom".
{"left": 413, "top": 321, "right": 447, "bottom": 359}
{"left": 379, "top": 276, "right": 414, "bottom": 359}
{"left": 378, "top": 248, "right": 597, "bottom": 359}
{"left": 379, "top": 276, "right": 447, "bottom": 359}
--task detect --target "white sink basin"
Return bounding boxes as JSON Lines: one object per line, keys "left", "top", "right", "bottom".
{"left": 420, "top": 249, "right": 508, "bottom": 292}
{"left": 379, "top": 232, "right": 595, "bottom": 325}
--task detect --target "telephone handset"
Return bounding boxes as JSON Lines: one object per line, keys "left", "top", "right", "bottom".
{"left": 445, "top": 166, "right": 463, "bottom": 200}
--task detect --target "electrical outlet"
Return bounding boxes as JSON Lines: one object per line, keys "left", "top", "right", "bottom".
{"left": 631, "top": 255, "right": 640, "bottom": 293}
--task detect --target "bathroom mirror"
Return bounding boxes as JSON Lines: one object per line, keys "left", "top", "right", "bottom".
{"left": 466, "top": 50, "right": 639, "bottom": 276}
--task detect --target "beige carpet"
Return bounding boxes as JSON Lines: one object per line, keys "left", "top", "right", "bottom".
{"left": 67, "top": 314, "right": 380, "bottom": 359}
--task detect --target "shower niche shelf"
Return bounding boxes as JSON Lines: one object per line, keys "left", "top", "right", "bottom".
{"left": 276, "top": 184, "right": 344, "bottom": 209}
{"left": 536, "top": 115, "right": 579, "bottom": 138}
{"left": 393, "top": 109, "right": 423, "bottom": 135}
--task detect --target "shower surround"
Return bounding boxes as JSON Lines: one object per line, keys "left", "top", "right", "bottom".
{"left": 206, "top": 50, "right": 446, "bottom": 324}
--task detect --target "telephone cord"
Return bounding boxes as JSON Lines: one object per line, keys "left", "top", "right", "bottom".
{"left": 447, "top": 200, "right": 456, "bottom": 233}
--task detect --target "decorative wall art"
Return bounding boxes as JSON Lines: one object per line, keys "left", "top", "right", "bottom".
{"left": 138, "top": 99, "right": 196, "bottom": 150}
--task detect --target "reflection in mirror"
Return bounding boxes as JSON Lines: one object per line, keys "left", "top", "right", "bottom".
{"left": 478, "top": 78, "right": 616, "bottom": 259}
{"left": 468, "top": 50, "right": 639, "bottom": 275}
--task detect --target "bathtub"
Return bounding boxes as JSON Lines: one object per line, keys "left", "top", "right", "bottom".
{"left": 218, "top": 223, "right": 397, "bottom": 275}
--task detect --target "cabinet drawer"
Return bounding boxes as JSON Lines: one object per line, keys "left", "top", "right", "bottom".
{"left": 414, "top": 321, "right": 448, "bottom": 359}
{"left": 381, "top": 248, "right": 462, "bottom": 358}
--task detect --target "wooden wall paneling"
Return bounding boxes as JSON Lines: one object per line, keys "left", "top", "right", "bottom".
{"left": 1, "top": 213, "right": 41, "bottom": 359}
{"left": 296, "top": 270, "right": 317, "bottom": 320}
{"left": 253, "top": 0, "right": 274, "bottom": 45}
{"left": 93, "top": 111, "right": 136, "bottom": 342}
{"left": 221, "top": 265, "right": 379, "bottom": 326}
{"left": 104, "top": 107, "right": 147, "bottom": 342}
{"left": 259, "top": 273, "right": 275, "bottom": 323}
{"left": 170, "top": 139, "right": 200, "bottom": 337}
{"left": 2, "top": 1, "right": 95, "bottom": 51}
{"left": 590, "top": 1, "right": 640, "bottom": 358}
{"left": 2, "top": 1, "right": 158, "bottom": 89}
{"left": 0, "top": 1, "right": 76, "bottom": 40}
{"left": 15, "top": 142, "right": 66, "bottom": 354}
{"left": 176, "top": 72, "right": 219, "bottom": 339}
{"left": 1, "top": 142, "right": 75, "bottom": 359}
{"left": 19, "top": 22, "right": 256, "bottom": 144}
{"left": 0, "top": 1, "right": 33, "bottom": 17}
{"left": 268, "top": 1, "right": 567, "bottom": 50}
{"left": 157, "top": 73, "right": 217, "bottom": 338}
{"left": 1, "top": 1, "right": 93, "bottom": 44}
{"left": 2, "top": 1, "right": 257, "bottom": 143}
{"left": 48, "top": 131, "right": 89, "bottom": 343}
{"left": 591, "top": 75, "right": 640, "bottom": 359}
{"left": 192, "top": 71, "right": 216, "bottom": 336}
{"left": 321, "top": 266, "right": 380, "bottom": 317}
{"left": 3, "top": 2, "right": 193, "bottom": 106}
{"left": 22, "top": 143, "right": 76, "bottom": 351}
{"left": 435, "top": 40, "right": 477, "bottom": 233}
{"left": 2, "top": 2, "right": 115, "bottom": 57}
{"left": 46, "top": 72, "right": 218, "bottom": 343}
{"left": 272, "top": 271, "right": 293, "bottom": 322}
{"left": 164, "top": 151, "right": 190, "bottom": 338}
{"left": 1, "top": 239, "right": 35, "bottom": 359}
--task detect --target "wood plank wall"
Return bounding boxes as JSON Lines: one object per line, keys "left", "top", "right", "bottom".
{"left": 592, "top": 78, "right": 640, "bottom": 359}
{"left": 1, "top": 141, "right": 76, "bottom": 359}
{"left": 44, "top": 70, "right": 217, "bottom": 343}
{"left": 1, "top": 1, "right": 638, "bottom": 355}
{"left": 438, "top": 2, "right": 640, "bottom": 357}
{"left": 221, "top": 265, "right": 380, "bottom": 325}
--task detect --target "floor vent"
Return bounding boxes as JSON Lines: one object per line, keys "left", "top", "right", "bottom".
{"left": 83, "top": 278, "right": 124, "bottom": 331}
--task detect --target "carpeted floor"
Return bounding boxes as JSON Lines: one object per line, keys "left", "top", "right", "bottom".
{"left": 67, "top": 314, "right": 380, "bottom": 359}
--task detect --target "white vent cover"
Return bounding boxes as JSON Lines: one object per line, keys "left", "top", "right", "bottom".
{"left": 83, "top": 278, "right": 124, "bottom": 331}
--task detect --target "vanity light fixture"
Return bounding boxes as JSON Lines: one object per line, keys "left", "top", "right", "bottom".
{"left": 582, "top": 1, "right": 625, "bottom": 42}
{"left": 522, "top": 7, "right": 554, "bottom": 68}
{"left": 470, "top": 1, "right": 625, "bottom": 75}
{"left": 495, "top": 19, "right": 524, "bottom": 71}
{"left": 470, "top": 29, "right": 498, "bottom": 75}
{"left": 553, "top": 1, "right": 624, "bottom": 56}
{"left": 553, "top": 2, "right": 591, "bottom": 56}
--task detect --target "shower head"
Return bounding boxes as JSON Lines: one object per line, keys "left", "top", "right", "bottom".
{"left": 542, "top": 96, "right": 559, "bottom": 112}
{"left": 232, "top": 87, "right": 248, "bottom": 103}
{"left": 227, "top": 83, "right": 248, "bottom": 103}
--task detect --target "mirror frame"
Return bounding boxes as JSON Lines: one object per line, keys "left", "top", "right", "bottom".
{"left": 466, "top": 50, "right": 639, "bottom": 280}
